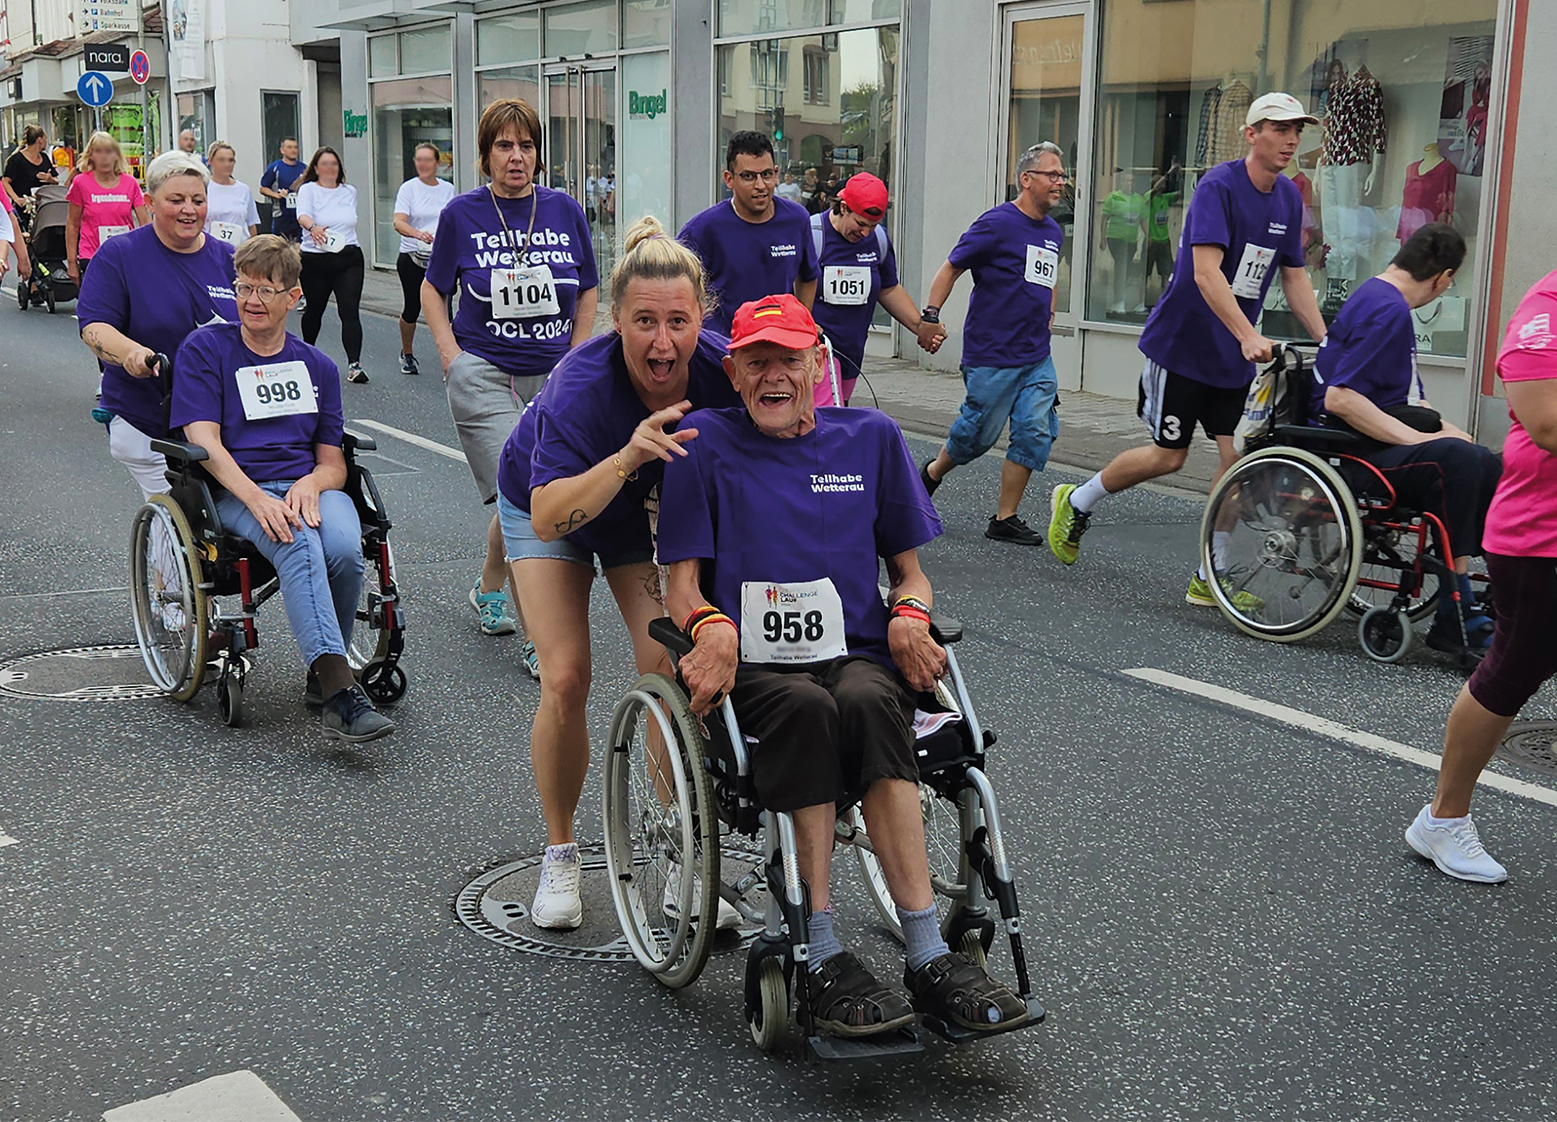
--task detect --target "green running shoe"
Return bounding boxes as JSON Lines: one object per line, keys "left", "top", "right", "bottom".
{"left": 1047, "top": 484, "right": 1091, "bottom": 565}
{"left": 1186, "top": 573, "right": 1265, "bottom": 613}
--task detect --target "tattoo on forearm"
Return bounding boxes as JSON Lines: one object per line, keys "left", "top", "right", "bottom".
{"left": 555, "top": 509, "right": 589, "bottom": 535}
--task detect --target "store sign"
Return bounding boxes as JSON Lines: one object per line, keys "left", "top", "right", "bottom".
{"left": 76, "top": 0, "right": 139, "bottom": 34}
{"left": 85, "top": 45, "right": 130, "bottom": 73}
{"left": 628, "top": 88, "right": 667, "bottom": 120}
{"left": 343, "top": 109, "right": 368, "bottom": 138}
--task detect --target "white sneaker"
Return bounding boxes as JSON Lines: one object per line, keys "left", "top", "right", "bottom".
{"left": 662, "top": 861, "right": 741, "bottom": 930}
{"left": 531, "top": 844, "right": 583, "bottom": 929}
{"left": 1405, "top": 804, "right": 1508, "bottom": 884}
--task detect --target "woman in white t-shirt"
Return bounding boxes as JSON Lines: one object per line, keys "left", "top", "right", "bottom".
{"left": 295, "top": 146, "right": 368, "bottom": 383}
{"left": 391, "top": 141, "right": 455, "bottom": 375}
{"left": 203, "top": 141, "right": 260, "bottom": 246}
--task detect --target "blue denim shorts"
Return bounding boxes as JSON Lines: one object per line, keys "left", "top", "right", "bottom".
{"left": 497, "top": 492, "right": 653, "bottom": 572}
{"left": 944, "top": 356, "right": 1060, "bottom": 473}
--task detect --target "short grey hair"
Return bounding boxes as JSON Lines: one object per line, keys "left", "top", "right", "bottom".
{"left": 1016, "top": 142, "right": 1063, "bottom": 176}
{"left": 145, "top": 150, "right": 209, "bottom": 195}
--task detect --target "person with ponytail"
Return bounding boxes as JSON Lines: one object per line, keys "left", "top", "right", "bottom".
{"left": 490, "top": 214, "right": 741, "bottom": 931}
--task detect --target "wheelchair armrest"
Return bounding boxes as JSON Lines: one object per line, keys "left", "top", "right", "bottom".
{"left": 929, "top": 613, "right": 962, "bottom": 645}
{"left": 343, "top": 430, "right": 377, "bottom": 453}
{"left": 648, "top": 617, "right": 695, "bottom": 657}
{"left": 150, "top": 438, "right": 209, "bottom": 464}
{"left": 1273, "top": 424, "right": 1363, "bottom": 451}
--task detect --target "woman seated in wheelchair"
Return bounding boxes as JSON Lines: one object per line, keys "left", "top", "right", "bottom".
{"left": 1308, "top": 222, "right": 1501, "bottom": 656}
{"left": 657, "top": 294, "right": 1027, "bottom": 1038}
{"left": 168, "top": 235, "right": 395, "bottom": 743}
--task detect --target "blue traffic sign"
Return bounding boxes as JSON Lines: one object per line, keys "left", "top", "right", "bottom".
{"left": 76, "top": 71, "right": 114, "bottom": 108}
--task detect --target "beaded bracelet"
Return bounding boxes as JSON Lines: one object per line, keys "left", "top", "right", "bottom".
{"left": 892, "top": 595, "right": 932, "bottom": 615}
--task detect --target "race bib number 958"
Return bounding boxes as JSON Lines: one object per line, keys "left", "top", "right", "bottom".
{"left": 739, "top": 579, "right": 848, "bottom": 664}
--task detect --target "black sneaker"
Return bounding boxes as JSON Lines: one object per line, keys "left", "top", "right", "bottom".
{"left": 920, "top": 458, "right": 941, "bottom": 498}
{"left": 985, "top": 514, "right": 1042, "bottom": 546}
{"left": 321, "top": 684, "right": 395, "bottom": 742}
{"left": 399, "top": 353, "right": 419, "bottom": 375}
{"left": 347, "top": 363, "right": 370, "bottom": 384}
{"left": 304, "top": 670, "right": 324, "bottom": 709}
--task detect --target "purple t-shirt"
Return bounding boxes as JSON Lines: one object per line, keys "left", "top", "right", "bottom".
{"left": 496, "top": 330, "right": 741, "bottom": 558}
{"left": 170, "top": 323, "right": 344, "bottom": 482}
{"left": 657, "top": 406, "right": 943, "bottom": 669}
{"left": 1138, "top": 158, "right": 1305, "bottom": 388}
{"left": 424, "top": 185, "right": 599, "bottom": 377}
{"left": 810, "top": 214, "right": 899, "bottom": 379}
{"left": 79, "top": 224, "right": 237, "bottom": 438}
{"left": 678, "top": 197, "right": 819, "bottom": 337}
{"left": 947, "top": 202, "right": 1063, "bottom": 368}
{"left": 1309, "top": 277, "right": 1419, "bottom": 419}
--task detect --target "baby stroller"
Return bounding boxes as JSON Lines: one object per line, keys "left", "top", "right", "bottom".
{"left": 18, "top": 185, "right": 77, "bottom": 314}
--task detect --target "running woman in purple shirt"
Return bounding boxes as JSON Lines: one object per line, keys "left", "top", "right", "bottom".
{"left": 1048, "top": 93, "right": 1328, "bottom": 608}
{"left": 677, "top": 131, "right": 818, "bottom": 338}
{"left": 170, "top": 236, "right": 394, "bottom": 743}
{"left": 919, "top": 142, "right": 1068, "bottom": 546}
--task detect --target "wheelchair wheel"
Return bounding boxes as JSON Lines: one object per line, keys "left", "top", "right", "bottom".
{"left": 749, "top": 956, "right": 790, "bottom": 1052}
{"left": 218, "top": 662, "right": 245, "bottom": 727}
{"left": 348, "top": 541, "right": 396, "bottom": 672}
{"left": 1200, "top": 445, "right": 1364, "bottom": 642}
{"left": 603, "top": 673, "right": 720, "bottom": 989}
{"left": 1358, "top": 606, "right": 1413, "bottom": 663}
{"left": 1346, "top": 525, "right": 1440, "bottom": 621}
{"left": 129, "top": 495, "right": 209, "bottom": 702}
{"left": 16, "top": 281, "right": 27, "bottom": 310}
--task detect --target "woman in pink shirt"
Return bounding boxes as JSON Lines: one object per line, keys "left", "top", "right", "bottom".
{"left": 65, "top": 131, "right": 148, "bottom": 288}
{"left": 1405, "top": 269, "right": 1557, "bottom": 885}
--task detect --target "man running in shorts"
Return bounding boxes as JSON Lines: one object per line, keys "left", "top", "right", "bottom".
{"left": 1047, "top": 93, "right": 1328, "bottom": 606}
{"left": 260, "top": 138, "right": 305, "bottom": 244}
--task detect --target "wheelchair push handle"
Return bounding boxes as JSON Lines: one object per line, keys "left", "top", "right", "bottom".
{"left": 648, "top": 617, "right": 695, "bottom": 657}
{"left": 149, "top": 351, "right": 172, "bottom": 389}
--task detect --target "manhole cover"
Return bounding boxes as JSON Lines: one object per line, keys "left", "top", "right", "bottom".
{"left": 0, "top": 645, "right": 162, "bottom": 702}
{"left": 456, "top": 840, "right": 764, "bottom": 961}
{"left": 1499, "top": 721, "right": 1557, "bottom": 776}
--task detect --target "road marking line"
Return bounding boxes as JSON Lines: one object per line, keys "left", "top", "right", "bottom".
{"left": 103, "top": 1070, "right": 301, "bottom": 1121}
{"left": 0, "top": 832, "right": 17, "bottom": 848}
{"left": 351, "top": 419, "right": 467, "bottom": 463}
{"left": 1123, "top": 667, "right": 1557, "bottom": 809}
{"left": 0, "top": 585, "right": 129, "bottom": 601}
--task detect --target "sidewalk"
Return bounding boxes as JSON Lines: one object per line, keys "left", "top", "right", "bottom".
{"left": 359, "top": 267, "right": 1219, "bottom": 494}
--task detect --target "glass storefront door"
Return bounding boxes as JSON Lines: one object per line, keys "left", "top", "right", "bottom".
{"left": 999, "top": 2, "right": 1090, "bottom": 389}
{"left": 545, "top": 64, "right": 617, "bottom": 279}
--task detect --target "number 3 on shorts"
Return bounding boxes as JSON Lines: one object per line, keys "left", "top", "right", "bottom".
{"left": 1160, "top": 415, "right": 1181, "bottom": 442}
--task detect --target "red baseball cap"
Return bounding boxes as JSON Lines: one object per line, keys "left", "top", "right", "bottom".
{"left": 729, "top": 294, "right": 820, "bottom": 351}
{"left": 838, "top": 172, "right": 889, "bottom": 218}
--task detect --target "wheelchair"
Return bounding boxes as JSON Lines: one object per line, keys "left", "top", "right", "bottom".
{"left": 128, "top": 397, "right": 407, "bottom": 726}
{"left": 601, "top": 615, "right": 1045, "bottom": 1059}
{"left": 1199, "top": 347, "right": 1486, "bottom": 667}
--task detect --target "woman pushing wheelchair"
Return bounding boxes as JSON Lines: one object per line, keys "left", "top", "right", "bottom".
{"left": 657, "top": 294, "right": 1028, "bottom": 1037}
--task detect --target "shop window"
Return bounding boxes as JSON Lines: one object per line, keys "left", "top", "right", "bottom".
{"left": 478, "top": 66, "right": 542, "bottom": 116}
{"left": 478, "top": 11, "right": 541, "bottom": 66}
{"left": 261, "top": 92, "right": 300, "bottom": 163}
{"left": 371, "top": 76, "right": 454, "bottom": 267}
{"left": 176, "top": 90, "right": 216, "bottom": 153}
{"left": 1086, "top": 0, "right": 1498, "bottom": 359}
{"left": 368, "top": 34, "right": 398, "bottom": 79}
{"left": 399, "top": 24, "right": 453, "bottom": 75}
{"left": 622, "top": 0, "right": 673, "bottom": 49}
{"left": 804, "top": 48, "right": 828, "bottom": 104}
{"left": 545, "top": 0, "right": 618, "bottom": 57}
{"left": 750, "top": 42, "right": 790, "bottom": 106}
{"left": 718, "top": 0, "right": 829, "bottom": 38}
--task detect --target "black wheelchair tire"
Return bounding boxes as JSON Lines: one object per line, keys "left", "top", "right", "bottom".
{"left": 44, "top": 287, "right": 54, "bottom": 314}
{"left": 218, "top": 671, "right": 244, "bottom": 727}
{"left": 748, "top": 956, "right": 789, "bottom": 1052}
{"left": 1358, "top": 606, "right": 1413, "bottom": 663}
{"left": 129, "top": 495, "right": 210, "bottom": 702}
{"left": 17, "top": 281, "right": 27, "bottom": 310}
{"left": 361, "top": 662, "right": 406, "bottom": 705}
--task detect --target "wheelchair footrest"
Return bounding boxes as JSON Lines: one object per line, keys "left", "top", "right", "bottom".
{"left": 806, "top": 1027, "right": 924, "bottom": 1062}
{"left": 920, "top": 996, "right": 1047, "bottom": 1045}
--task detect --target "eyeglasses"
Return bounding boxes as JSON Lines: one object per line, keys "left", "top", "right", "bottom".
{"left": 734, "top": 168, "right": 781, "bottom": 184}
{"left": 1024, "top": 169, "right": 1069, "bottom": 183}
{"left": 234, "top": 283, "right": 290, "bottom": 302}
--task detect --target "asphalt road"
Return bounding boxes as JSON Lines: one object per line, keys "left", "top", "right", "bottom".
{"left": 2, "top": 288, "right": 1556, "bottom": 1122}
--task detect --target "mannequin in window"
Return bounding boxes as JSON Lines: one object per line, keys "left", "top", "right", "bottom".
{"left": 1196, "top": 74, "right": 1253, "bottom": 168}
{"left": 1099, "top": 169, "right": 1146, "bottom": 315}
{"left": 1398, "top": 141, "right": 1456, "bottom": 243}
{"left": 1319, "top": 58, "right": 1387, "bottom": 291}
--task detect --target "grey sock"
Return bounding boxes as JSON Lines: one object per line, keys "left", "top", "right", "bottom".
{"left": 898, "top": 903, "right": 950, "bottom": 972}
{"left": 806, "top": 907, "right": 844, "bottom": 973}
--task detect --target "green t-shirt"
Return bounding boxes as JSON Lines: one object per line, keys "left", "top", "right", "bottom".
{"left": 1101, "top": 191, "right": 1147, "bottom": 241}
{"left": 1147, "top": 190, "right": 1180, "bottom": 244}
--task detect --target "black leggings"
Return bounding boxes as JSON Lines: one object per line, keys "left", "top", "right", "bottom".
{"left": 300, "top": 244, "right": 364, "bottom": 363}
{"left": 396, "top": 252, "right": 426, "bottom": 324}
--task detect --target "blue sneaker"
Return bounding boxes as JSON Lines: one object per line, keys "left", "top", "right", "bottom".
{"left": 469, "top": 582, "right": 517, "bottom": 636}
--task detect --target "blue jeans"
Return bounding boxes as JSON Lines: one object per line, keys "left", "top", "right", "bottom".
{"left": 215, "top": 483, "right": 363, "bottom": 666}
{"left": 944, "top": 356, "right": 1060, "bottom": 472}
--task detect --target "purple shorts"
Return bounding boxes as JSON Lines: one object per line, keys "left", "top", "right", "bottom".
{"left": 1468, "top": 553, "right": 1557, "bottom": 717}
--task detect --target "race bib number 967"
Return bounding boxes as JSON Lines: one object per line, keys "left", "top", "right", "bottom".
{"left": 1025, "top": 244, "right": 1059, "bottom": 289}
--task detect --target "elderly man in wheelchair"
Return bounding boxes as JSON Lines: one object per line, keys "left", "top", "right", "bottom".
{"left": 161, "top": 235, "right": 396, "bottom": 741}
{"left": 654, "top": 295, "right": 1029, "bottom": 1041}
{"left": 1307, "top": 223, "right": 1501, "bottom": 658}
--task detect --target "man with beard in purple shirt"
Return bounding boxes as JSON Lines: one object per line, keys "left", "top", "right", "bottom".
{"left": 678, "top": 131, "right": 817, "bottom": 338}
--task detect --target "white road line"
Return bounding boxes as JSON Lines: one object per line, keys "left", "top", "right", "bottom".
{"left": 103, "top": 1070, "right": 301, "bottom": 1121}
{"left": 0, "top": 585, "right": 129, "bottom": 601}
{"left": 0, "top": 832, "right": 18, "bottom": 849}
{"left": 351, "top": 419, "right": 467, "bottom": 463}
{"left": 1123, "top": 667, "right": 1557, "bottom": 810}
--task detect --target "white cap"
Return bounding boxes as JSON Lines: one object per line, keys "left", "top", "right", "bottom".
{"left": 1246, "top": 92, "right": 1319, "bottom": 127}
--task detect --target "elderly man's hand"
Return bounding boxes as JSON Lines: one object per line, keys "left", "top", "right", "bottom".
{"left": 681, "top": 621, "right": 738, "bottom": 715}
{"left": 889, "top": 615, "right": 945, "bottom": 692}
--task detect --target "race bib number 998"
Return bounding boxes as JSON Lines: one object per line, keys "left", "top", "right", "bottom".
{"left": 1025, "top": 244, "right": 1059, "bottom": 289}
{"left": 234, "top": 360, "right": 318, "bottom": 422}
{"left": 739, "top": 579, "right": 848, "bottom": 664}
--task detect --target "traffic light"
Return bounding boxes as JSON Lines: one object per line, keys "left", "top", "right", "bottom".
{"left": 772, "top": 107, "right": 786, "bottom": 142}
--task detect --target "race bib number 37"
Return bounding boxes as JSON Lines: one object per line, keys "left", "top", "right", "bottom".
{"left": 1231, "top": 243, "right": 1275, "bottom": 299}
{"left": 739, "top": 579, "right": 848, "bottom": 664}
{"left": 234, "top": 360, "right": 318, "bottom": 422}
{"left": 1025, "top": 244, "right": 1059, "bottom": 289}
{"left": 492, "top": 264, "right": 561, "bottom": 319}
{"left": 211, "top": 221, "right": 245, "bottom": 245}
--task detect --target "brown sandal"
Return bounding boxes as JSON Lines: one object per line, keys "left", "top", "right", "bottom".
{"left": 808, "top": 952, "right": 916, "bottom": 1037}
{"left": 906, "top": 952, "right": 1029, "bottom": 1032}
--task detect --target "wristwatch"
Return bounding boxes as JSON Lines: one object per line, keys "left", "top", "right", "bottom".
{"left": 920, "top": 306, "right": 940, "bottom": 323}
